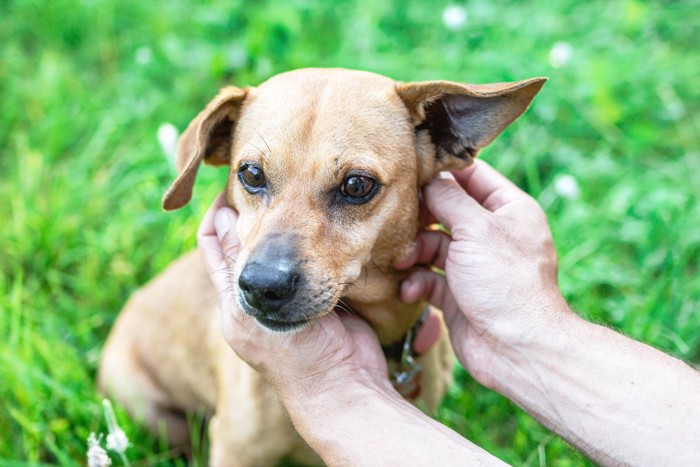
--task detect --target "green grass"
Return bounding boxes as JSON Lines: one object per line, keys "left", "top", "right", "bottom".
{"left": 1, "top": 0, "right": 698, "bottom": 464}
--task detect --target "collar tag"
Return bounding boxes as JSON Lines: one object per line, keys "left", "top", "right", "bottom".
{"left": 389, "top": 360, "right": 422, "bottom": 400}
{"left": 388, "top": 321, "right": 422, "bottom": 399}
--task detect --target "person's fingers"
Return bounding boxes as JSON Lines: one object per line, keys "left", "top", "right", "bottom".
{"left": 423, "top": 172, "right": 485, "bottom": 241}
{"left": 197, "top": 193, "right": 228, "bottom": 290}
{"left": 402, "top": 270, "right": 466, "bottom": 337}
{"left": 214, "top": 207, "right": 241, "bottom": 266}
{"left": 400, "top": 269, "right": 458, "bottom": 322}
{"left": 395, "top": 230, "right": 452, "bottom": 271}
{"left": 197, "top": 192, "right": 240, "bottom": 294}
{"left": 456, "top": 161, "right": 548, "bottom": 224}
{"left": 418, "top": 192, "right": 438, "bottom": 226}
{"left": 197, "top": 193, "right": 227, "bottom": 258}
{"left": 451, "top": 160, "right": 528, "bottom": 213}
{"left": 413, "top": 308, "right": 441, "bottom": 355}
{"left": 220, "top": 292, "right": 256, "bottom": 350}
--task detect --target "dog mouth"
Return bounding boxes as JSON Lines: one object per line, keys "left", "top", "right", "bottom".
{"left": 235, "top": 289, "right": 320, "bottom": 332}
{"left": 254, "top": 315, "right": 311, "bottom": 332}
{"left": 234, "top": 288, "right": 324, "bottom": 333}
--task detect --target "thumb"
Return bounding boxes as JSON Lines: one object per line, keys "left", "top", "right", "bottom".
{"left": 214, "top": 206, "right": 241, "bottom": 266}
{"left": 198, "top": 194, "right": 240, "bottom": 294}
{"left": 424, "top": 172, "right": 486, "bottom": 239}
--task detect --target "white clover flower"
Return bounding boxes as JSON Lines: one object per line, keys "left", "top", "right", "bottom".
{"left": 106, "top": 429, "right": 129, "bottom": 453}
{"left": 549, "top": 41, "right": 573, "bottom": 68}
{"left": 87, "top": 433, "right": 112, "bottom": 467}
{"left": 102, "top": 399, "right": 130, "bottom": 457}
{"left": 554, "top": 174, "right": 581, "bottom": 200}
{"left": 157, "top": 123, "right": 179, "bottom": 164}
{"left": 442, "top": 5, "right": 468, "bottom": 30}
{"left": 134, "top": 46, "right": 153, "bottom": 65}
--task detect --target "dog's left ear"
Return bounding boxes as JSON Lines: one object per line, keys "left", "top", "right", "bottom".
{"left": 162, "top": 86, "right": 248, "bottom": 211}
{"left": 396, "top": 77, "right": 546, "bottom": 177}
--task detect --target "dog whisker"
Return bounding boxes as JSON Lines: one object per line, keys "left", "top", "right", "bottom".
{"left": 318, "top": 291, "right": 355, "bottom": 317}
{"left": 220, "top": 251, "right": 238, "bottom": 264}
{"left": 328, "top": 313, "right": 342, "bottom": 323}
{"left": 253, "top": 128, "right": 273, "bottom": 157}
{"left": 246, "top": 141, "right": 269, "bottom": 160}
{"left": 209, "top": 265, "right": 236, "bottom": 275}
{"left": 243, "top": 318, "right": 256, "bottom": 344}
{"left": 370, "top": 260, "right": 390, "bottom": 280}
{"left": 201, "top": 244, "right": 239, "bottom": 265}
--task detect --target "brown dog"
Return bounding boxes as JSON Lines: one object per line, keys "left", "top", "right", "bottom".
{"left": 99, "top": 68, "right": 544, "bottom": 465}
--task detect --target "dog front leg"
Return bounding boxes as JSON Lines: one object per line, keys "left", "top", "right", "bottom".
{"left": 208, "top": 347, "right": 299, "bottom": 466}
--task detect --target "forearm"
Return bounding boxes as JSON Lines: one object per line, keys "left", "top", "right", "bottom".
{"left": 489, "top": 308, "right": 700, "bottom": 465}
{"left": 283, "top": 375, "right": 504, "bottom": 466}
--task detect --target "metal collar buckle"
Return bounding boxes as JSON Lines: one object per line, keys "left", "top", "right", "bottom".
{"left": 384, "top": 308, "right": 429, "bottom": 399}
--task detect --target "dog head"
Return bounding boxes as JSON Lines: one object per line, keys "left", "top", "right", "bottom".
{"left": 163, "top": 68, "right": 544, "bottom": 332}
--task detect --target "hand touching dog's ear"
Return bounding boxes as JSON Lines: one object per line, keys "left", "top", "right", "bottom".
{"left": 396, "top": 77, "right": 546, "bottom": 180}
{"left": 162, "top": 86, "right": 248, "bottom": 211}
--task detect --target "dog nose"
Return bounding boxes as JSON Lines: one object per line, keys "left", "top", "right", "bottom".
{"left": 238, "top": 262, "right": 299, "bottom": 313}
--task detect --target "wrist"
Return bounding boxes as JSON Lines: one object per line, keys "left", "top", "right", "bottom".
{"left": 477, "top": 292, "right": 578, "bottom": 393}
{"left": 281, "top": 370, "right": 403, "bottom": 454}
{"left": 280, "top": 365, "right": 398, "bottom": 418}
{"left": 283, "top": 366, "right": 501, "bottom": 466}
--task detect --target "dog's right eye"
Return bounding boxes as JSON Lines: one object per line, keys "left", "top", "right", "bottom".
{"left": 238, "top": 164, "right": 267, "bottom": 193}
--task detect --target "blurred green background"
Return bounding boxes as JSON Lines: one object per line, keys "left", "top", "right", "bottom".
{"left": 1, "top": 0, "right": 698, "bottom": 464}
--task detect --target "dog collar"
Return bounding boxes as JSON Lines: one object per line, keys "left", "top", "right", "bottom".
{"left": 383, "top": 307, "right": 438, "bottom": 400}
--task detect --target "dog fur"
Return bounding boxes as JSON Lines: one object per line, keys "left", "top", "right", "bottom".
{"left": 99, "top": 68, "right": 544, "bottom": 465}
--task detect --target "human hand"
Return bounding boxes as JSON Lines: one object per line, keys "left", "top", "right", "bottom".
{"left": 197, "top": 193, "right": 393, "bottom": 403}
{"left": 397, "top": 161, "right": 571, "bottom": 390}
{"left": 198, "top": 194, "right": 500, "bottom": 464}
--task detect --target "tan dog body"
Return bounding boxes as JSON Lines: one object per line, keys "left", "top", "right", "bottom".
{"left": 99, "top": 68, "right": 544, "bottom": 465}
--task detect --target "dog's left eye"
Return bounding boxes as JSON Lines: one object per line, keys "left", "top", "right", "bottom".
{"left": 340, "top": 175, "right": 377, "bottom": 203}
{"left": 238, "top": 164, "right": 267, "bottom": 193}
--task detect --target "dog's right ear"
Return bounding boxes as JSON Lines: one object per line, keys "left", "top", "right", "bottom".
{"left": 162, "top": 86, "right": 248, "bottom": 211}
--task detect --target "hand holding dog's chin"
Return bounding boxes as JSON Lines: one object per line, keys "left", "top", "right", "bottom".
{"left": 198, "top": 194, "right": 394, "bottom": 403}
{"left": 220, "top": 300, "right": 393, "bottom": 401}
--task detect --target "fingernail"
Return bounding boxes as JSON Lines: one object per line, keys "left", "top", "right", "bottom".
{"left": 214, "top": 208, "right": 231, "bottom": 241}
{"left": 437, "top": 171, "right": 455, "bottom": 181}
